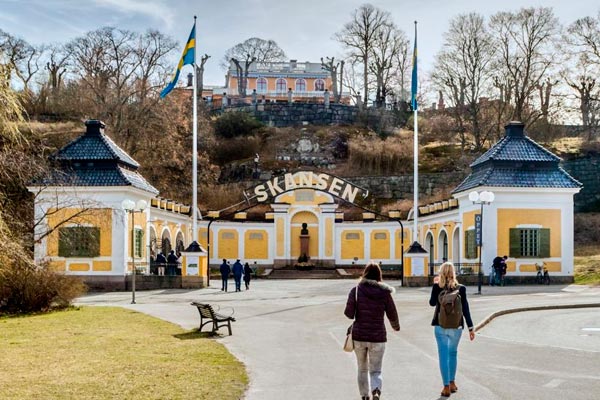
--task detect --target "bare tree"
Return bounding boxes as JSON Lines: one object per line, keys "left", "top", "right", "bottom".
{"left": 489, "top": 7, "right": 560, "bottom": 124}
{"left": 563, "top": 12, "right": 600, "bottom": 139}
{"left": 392, "top": 33, "right": 411, "bottom": 103}
{"left": 321, "top": 57, "right": 345, "bottom": 102}
{"left": 369, "top": 23, "right": 405, "bottom": 108}
{"left": 222, "top": 38, "right": 286, "bottom": 98}
{"left": 335, "top": 4, "right": 392, "bottom": 105}
{"left": 0, "top": 29, "right": 44, "bottom": 93}
{"left": 196, "top": 53, "right": 210, "bottom": 101}
{"left": 432, "top": 13, "right": 496, "bottom": 150}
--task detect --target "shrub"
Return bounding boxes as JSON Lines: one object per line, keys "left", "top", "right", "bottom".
{"left": 209, "top": 135, "right": 261, "bottom": 166}
{"left": 348, "top": 134, "right": 413, "bottom": 175}
{"left": 214, "top": 111, "right": 263, "bottom": 139}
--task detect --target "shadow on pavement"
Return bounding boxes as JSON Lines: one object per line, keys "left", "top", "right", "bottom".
{"left": 173, "top": 331, "right": 216, "bottom": 340}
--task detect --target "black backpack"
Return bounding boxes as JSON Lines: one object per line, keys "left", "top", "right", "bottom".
{"left": 438, "top": 287, "right": 463, "bottom": 329}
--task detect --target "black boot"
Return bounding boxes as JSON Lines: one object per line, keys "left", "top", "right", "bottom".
{"left": 372, "top": 388, "right": 381, "bottom": 400}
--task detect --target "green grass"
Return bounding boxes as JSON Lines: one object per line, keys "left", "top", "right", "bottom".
{"left": 574, "top": 255, "right": 600, "bottom": 286}
{"left": 0, "top": 307, "right": 247, "bottom": 399}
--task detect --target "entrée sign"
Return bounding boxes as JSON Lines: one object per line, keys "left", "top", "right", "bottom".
{"left": 247, "top": 171, "right": 369, "bottom": 203}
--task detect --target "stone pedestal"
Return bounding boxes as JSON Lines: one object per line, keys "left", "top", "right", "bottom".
{"left": 300, "top": 234, "right": 310, "bottom": 260}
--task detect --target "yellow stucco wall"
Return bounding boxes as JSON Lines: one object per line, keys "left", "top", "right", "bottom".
{"left": 325, "top": 218, "right": 333, "bottom": 257}
{"left": 341, "top": 230, "right": 364, "bottom": 260}
{"left": 371, "top": 230, "right": 390, "bottom": 260}
{"left": 231, "top": 76, "right": 333, "bottom": 93}
{"left": 49, "top": 260, "right": 66, "bottom": 272}
{"left": 46, "top": 208, "right": 113, "bottom": 257}
{"left": 217, "top": 229, "right": 239, "bottom": 260}
{"left": 497, "top": 208, "right": 561, "bottom": 258}
{"left": 93, "top": 261, "right": 112, "bottom": 272}
{"left": 291, "top": 226, "right": 319, "bottom": 258}
{"left": 244, "top": 229, "right": 269, "bottom": 260}
{"left": 69, "top": 262, "right": 90, "bottom": 272}
{"left": 198, "top": 229, "right": 213, "bottom": 258}
{"left": 276, "top": 218, "right": 285, "bottom": 257}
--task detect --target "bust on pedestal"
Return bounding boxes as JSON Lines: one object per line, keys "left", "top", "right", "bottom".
{"left": 299, "top": 222, "right": 310, "bottom": 265}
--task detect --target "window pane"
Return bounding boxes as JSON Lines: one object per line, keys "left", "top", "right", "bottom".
{"left": 257, "top": 78, "right": 267, "bottom": 93}
{"left": 58, "top": 227, "right": 100, "bottom": 258}
{"left": 276, "top": 79, "right": 287, "bottom": 92}
{"left": 315, "top": 79, "right": 325, "bottom": 91}
{"left": 295, "top": 79, "right": 306, "bottom": 92}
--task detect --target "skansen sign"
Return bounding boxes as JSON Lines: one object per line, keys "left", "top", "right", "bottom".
{"left": 246, "top": 171, "right": 369, "bottom": 203}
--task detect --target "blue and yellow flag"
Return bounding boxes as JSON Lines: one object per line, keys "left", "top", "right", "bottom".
{"left": 160, "top": 22, "right": 196, "bottom": 98}
{"left": 410, "top": 22, "right": 418, "bottom": 111}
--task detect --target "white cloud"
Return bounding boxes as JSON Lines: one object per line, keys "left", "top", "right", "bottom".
{"left": 93, "top": 0, "right": 175, "bottom": 28}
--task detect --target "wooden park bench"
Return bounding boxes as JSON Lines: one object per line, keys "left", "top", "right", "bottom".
{"left": 191, "top": 302, "right": 236, "bottom": 336}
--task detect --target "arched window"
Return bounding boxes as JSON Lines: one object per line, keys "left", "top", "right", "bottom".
{"left": 276, "top": 78, "right": 287, "bottom": 93}
{"left": 161, "top": 231, "right": 171, "bottom": 255}
{"left": 176, "top": 232, "right": 185, "bottom": 257}
{"left": 314, "top": 79, "right": 325, "bottom": 91}
{"left": 256, "top": 77, "right": 267, "bottom": 93}
{"left": 295, "top": 79, "right": 306, "bottom": 92}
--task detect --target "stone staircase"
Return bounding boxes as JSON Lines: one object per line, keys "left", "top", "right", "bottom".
{"left": 266, "top": 266, "right": 340, "bottom": 279}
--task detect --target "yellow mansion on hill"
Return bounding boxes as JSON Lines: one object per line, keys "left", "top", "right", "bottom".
{"left": 29, "top": 120, "right": 581, "bottom": 288}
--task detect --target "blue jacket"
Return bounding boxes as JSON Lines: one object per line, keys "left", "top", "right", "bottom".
{"left": 232, "top": 261, "right": 243, "bottom": 278}
{"left": 220, "top": 262, "right": 231, "bottom": 278}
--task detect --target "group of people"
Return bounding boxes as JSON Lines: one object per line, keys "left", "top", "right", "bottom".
{"left": 345, "top": 261, "right": 474, "bottom": 399}
{"left": 219, "top": 259, "right": 253, "bottom": 292}
{"left": 153, "top": 250, "right": 180, "bottom": 276}
{"left": 490, "top": 255, "right": 508, "bottom": 286}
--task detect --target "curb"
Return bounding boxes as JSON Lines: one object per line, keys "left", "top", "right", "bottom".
{"left": 474, "top": 303, "right": 600, "bottom": 332}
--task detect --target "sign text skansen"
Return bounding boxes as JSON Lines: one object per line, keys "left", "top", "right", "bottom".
{"left": 252, "top": 171, "right": 368, "bottom": 203}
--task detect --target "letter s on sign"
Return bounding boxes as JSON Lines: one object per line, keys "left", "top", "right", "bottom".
{"left": 255, "top": 185, "right": 268, "bottom": 202}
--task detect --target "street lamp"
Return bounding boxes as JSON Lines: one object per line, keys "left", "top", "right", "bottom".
{"left": 122, "top": 199, "right": 148, "bottom": 304}
{"left": 469, "top": 190, "right": 494, "bottom": 294}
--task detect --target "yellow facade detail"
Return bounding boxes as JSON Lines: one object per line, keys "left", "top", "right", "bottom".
{"left": 276, "top": 218, "right": 285, "bottom": 257}
{"left": 291, "top": 226, "right": 319, "bottom": 258}
{"left": 325, "top": 218, "right": 333, "bottom": 257}
{"left": 46, "top": 208, "right": 113, "bottom": 257}
{"left": 127, "top": 211, "right": 148, "bottom": 259}
{"left": 370, "top": 230, "right": 390, "bottom": 260}
{"left": 48, "top": 260, "right": 66, "bottom": 272}
{"left": 69, "top": 262, "right": 90, "bottom": 271}
{"left": 217, "top": 229, "right": 238, "bottom": 260}
{"left": 92, "top": 261, "right": 112, "bottom": 272}
{"left": 198, "top": 229, "right": 213, "bottom": 257}
{"left": 245, "top": 230, "right": 269, "bottom": 260}
{"left": 341, "top": 230, "right": 364, "bottom": 260}
{"left": 497, "top": 209, "right": 561, "bottom": 257}
{"left": 519, "top": 261, "right": 561, "bottom": 273}
{"left": 506, "top": 261, "right": 516, "bottom": 272}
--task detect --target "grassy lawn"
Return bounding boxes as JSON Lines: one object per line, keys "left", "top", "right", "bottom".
{"left": 0, "top": 307, "right": 247, "bottom": 399}
{"left": 574, "top": 254, "right": 600, "bottom": 286}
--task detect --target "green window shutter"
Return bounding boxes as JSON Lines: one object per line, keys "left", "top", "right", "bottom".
{"left": 58, "top": 227, "right": 100, "bottom": 257}
{"left": 465, "top": 230, "right": 476, "bottom": 259}
{"left": 58, "top": 228, "right": 71, "bottom": 257}
{"left": 539, "top": 228, "right": 550, "bottom": 258}
{"left": 89, "top": 227, "right": 100, "bottom": 257}
{"left": 509, "top": 228, "right": 521, "bottom": 258}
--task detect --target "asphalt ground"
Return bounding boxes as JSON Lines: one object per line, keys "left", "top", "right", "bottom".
{"left": 76, "top": 281, "right": 600, "bottom": 399}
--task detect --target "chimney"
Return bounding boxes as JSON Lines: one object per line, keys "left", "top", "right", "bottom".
{"left": 85, "top": 120, "right": 105, "bottom": 136}
{"left": 505, "top": 121, "right": 525, "bottom": 137}
{"left": 290, "top": 59, "right": 297, "bottom": 69}
{"left": 187, "top": 72, "right": 193, "bottom": 87}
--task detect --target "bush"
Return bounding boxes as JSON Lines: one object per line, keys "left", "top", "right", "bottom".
{"left": 348, "top": 134, "right": 413, "bottom": 175}
{"left": 209, "top": 135, "right": 261, "bottom": 166}
{"left": 214, "top": 112, "right": 263, "bottom": 139}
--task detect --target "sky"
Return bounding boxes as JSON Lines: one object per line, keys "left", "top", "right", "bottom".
{"left": 0, "top": 0, "right": 598, "bottom": 88}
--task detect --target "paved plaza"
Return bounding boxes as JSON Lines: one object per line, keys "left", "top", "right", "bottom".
{"left": 77, "top": 281, "right": 600, "bottom": 399}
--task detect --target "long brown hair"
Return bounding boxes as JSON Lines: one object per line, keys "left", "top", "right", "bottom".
{"left": 362, "top": 261, "right": 382, "bottom": 282}
{"left": 438, "top": 262, "right": 459, "bottom": 289}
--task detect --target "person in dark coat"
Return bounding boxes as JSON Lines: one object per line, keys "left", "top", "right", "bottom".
{"left": 344, "top": 261, "right": 400, "bottom": 400}
{"left": 430, "top": 262, "right": 475, "bottom": 397}
{"left": 243, "top": 262, "right": 253, "bottom": 290}
{"left": 492, "top": 256, "right": 504, "bottom": 286}
{"left": 219, "top": 259, "right": 231, "bottom": 292}
{"left": 167, "top": 250, "right": 178, "bottom": 276}
{"left": 156, "top": 252, "right": 167, "bottom": 276}
{"left": 232, "top": 259, "right": 243, "bottom": 292}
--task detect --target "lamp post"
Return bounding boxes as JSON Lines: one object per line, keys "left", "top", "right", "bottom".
{"left": 122, "top": 199, "right": 148, "bottom": 304}
{"left": 468, "top": 190, "right": 495, "bottom": 295}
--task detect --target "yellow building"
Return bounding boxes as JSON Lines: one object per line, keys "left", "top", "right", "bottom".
{"left": 30, "top": 121, "right": 581, "bottom": 288}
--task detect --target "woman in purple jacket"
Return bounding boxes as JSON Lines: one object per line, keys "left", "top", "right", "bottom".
{"left": 345, "top": 262, "right": 400, "bottom": 400}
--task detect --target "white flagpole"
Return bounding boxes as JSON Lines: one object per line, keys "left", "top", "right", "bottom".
{"left": 192, "top": 15, "right": 198, "bottom": 243}
{"left": 413, "top": 21, "right": 419, "bottom": 244}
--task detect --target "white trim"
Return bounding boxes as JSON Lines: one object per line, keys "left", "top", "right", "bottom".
{"left": 516, "top": 224, "right": 543, "bottom": 229}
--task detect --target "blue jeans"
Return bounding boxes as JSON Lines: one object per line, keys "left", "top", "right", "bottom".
{"left": 434, "top": 325, "right": 463, "bottom": 386}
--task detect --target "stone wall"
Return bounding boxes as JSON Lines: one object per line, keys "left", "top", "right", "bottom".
{"left": 225, "top": 103, "right": 358, "bottom": 127}
{"left": 562, "top": 156, "right": 600, "bottom": 212}
{"left": 347, "top": 172, "right": 465, "bottom": 200}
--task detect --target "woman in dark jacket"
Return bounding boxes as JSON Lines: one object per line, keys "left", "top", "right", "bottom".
{"left": 345, "top": 262, "right": 400, "bottom": 400}
{"left": 429, "top": 262, "right": 475, "bottom": 397}
{"left": 243, "top": 262, "right": 252, "bottom": 290}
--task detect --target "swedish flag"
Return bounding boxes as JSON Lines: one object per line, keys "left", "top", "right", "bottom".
{"left": 160, "top": 23, "right": 196, "bottom": 98}
{"left": 411, "top": 22, "right": 418, "bottom": 111}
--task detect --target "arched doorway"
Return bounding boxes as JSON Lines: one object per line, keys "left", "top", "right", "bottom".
{"left": 290, "top": 211, "right": 319, "bottom": 262}
{"left": 176, "top": 231, "right": 185, "bottom": 257}
{"left": 438, "top": 230, "right": 448, "bottom": 263}
{"left": 452, "top": 227, "right": 460, "bottom": 265}
{"left": 425, "top": 232, "right": 434, "bottom": 275}
{"left": 161, "top": 229, "right": 172, "bottom": 255}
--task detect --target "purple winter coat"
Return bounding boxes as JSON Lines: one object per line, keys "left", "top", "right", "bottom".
{"left": 344, "top": 279, "right": 400, "bottom": 343}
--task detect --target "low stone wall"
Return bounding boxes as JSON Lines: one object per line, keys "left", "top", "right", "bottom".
{"left": 225, "top": 103, "right": 358, "bottom": 127}
{"left": 347, "top": 172, "right": 465, "bottom": 199}
{"left": 562, "top": 156, "right": 600, "bottom": 211}
{"left": 81, "top": 275, "right": 205, "bottom": 292}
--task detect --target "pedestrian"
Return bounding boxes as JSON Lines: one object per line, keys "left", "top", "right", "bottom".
{"left": 492, "top": 256, "right": 503, "bottom": 286}
{"left": 344, "top": 261, "right": 400, "bottom": 400}
{"left": 500, "top": 255, "right": 508, "bottom": 286}
{"left": 167, "top": 250, "right": 178, "bottom": 276}
{"left": 232, "top": 259, "right": 243, "bottom": 292}
{"left": 430, "top": 262, "right": 475, "bottom": 397}
{"left": 220, "top": 259, "right": 231, "bottom": 292}
{"left": 243, "top": 262, "right": 252, "bottom": 290}
{"left": 156, "top": 252, "right": 166, "bottom": 276}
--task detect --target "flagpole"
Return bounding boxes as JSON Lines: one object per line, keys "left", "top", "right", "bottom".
{"left": 412, "top": 20, "right": 418, "bottom": 244}
{"left": 192, "top": 15, "right": 198, "bottom": 243}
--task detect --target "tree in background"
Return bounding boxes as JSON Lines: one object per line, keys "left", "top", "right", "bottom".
{"left": 369, "top": 23, "right": 406, "bottom": 108}
{"left": 489, "top": 7, "right": 560, "bottom": 124}
{"left": 222, "top": 37, "right": 286, "bottom": 98}
{"left": 335, "top": 4, "right": 392, "bottom": 106}
{"left": 392, "top": 32, "right": 411, "bottom": 104}
{"left": 321, "top": 56, "right": 345, "bottom": 102}
{"left": 432, "top": 13, "right": 497, "bottom": 150}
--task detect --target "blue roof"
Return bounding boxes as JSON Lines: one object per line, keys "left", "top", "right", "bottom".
{"left": 453, "top": 122, "right": 582, "bottom": 194}
{"left": 53, "top": 131, "right": 140, "bottom": 168}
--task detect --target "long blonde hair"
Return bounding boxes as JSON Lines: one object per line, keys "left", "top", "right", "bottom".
{"left": 438, "top": 262, "right": 459, "bottom": 289}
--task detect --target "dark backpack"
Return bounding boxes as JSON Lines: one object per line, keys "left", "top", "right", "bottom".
{"left": 438, "top": 287, "right": 463, "bottom": 329}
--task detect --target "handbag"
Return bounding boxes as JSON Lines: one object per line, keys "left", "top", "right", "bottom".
{"left": 343, "top": 284, "right": 359, "bottom": 352}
